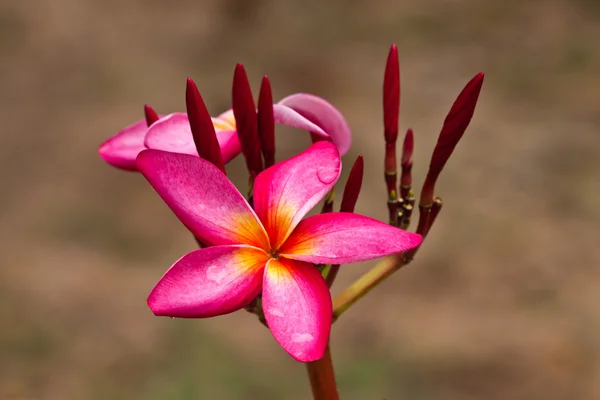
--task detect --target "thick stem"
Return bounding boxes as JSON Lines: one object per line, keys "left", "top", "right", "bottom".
{"left": 332, "top": 199, "right": 443, "bottom": 319}
{"left": 305, "top": 345, "right": 339, "bottom": 400}
{"left": 385, "top": 142, "right": 399, "bottom": 227}
{"left": 332, "top": 254, "right": 409, "bottom": 320}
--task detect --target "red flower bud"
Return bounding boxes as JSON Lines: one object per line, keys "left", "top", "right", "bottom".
{"left": 400, "top": 128, "right": 414, "bottom": 199}
{"left": 421, "top": 73, "right": 484, "bottom": 205}
{"left": 144, "top": 104, "right": 159, "bottom": 127}
{"left": 186, "top": 78, "right": 225, "bottom": 173}
{"left": 258, "top": 76, "right": 276, "bottom": 169}
{"left": 383, "top": 44, "right": 400, "bottom": 145}
{"left": 232, "top": 63, "right": 263, "bottom": 176}
{"left": 401, "top": 128, "right": 414, "bottom": 169}
{"left": 340, "top": 156, "right": 364, "bottom": 213}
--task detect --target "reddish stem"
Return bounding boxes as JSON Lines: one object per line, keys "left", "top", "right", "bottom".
{"left": 305, "top": 345, "right": 339, "bottom": 400}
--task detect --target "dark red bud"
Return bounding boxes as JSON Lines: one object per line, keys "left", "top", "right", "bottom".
{"left": 401, "top": 128, "right": 414, "bottom": 168}
{"left": 232, "top": 63, "right": 263, "bottom": 175}
{"left": 400, "top": 128, "right": 414, "bottom": 197}
{"left": 340, "top": 156, "right": 364, "bottom": 213}
{"left": 383, "top": 44, "right": 400, "bottom": 144}
{"left": 257, "top": 76, "right": 276, "bottom": 168}
{"left": 186, "top": 78, "right": 225, "bottom": 173}
{"left": 144, "top": 104, "right": 159, "bottom": 127}
{"left": 421, "top": 72, "right": 484, "bottom": 205}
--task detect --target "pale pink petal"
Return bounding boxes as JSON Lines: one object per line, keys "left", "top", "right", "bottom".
{"left": 145, "top": 113, "right": 242, "bottom": 163}
{"left": 148, "top": 245, "right": 269, "bottom": 318}
{"left": 217, "top": 105, "right": 330, "bottom": 142}
{"left": 278, "top": 94, "right": 352, "bottom": 155}
{"left": 215, "top": 109, "right": 236, "bottom": 129}
{"left": 280, "top": 212, "right": 423, "bottom": 264}
{"left": 253, "top": 141, "right": 341, "bottom": 249}
{"left": 144, "top": 113, "right": 197, "bottom": 156}
{"left": 98, "top": 119, "right": 148, "bottom": 170}
{"left": 262, "top": 257, "right": 331, "bottom": 362}
{"left": 272, "top": 104, "right": 328, "bottom": 137}
{"left": 137, "top": 150, "right": 269, "bottom": 249}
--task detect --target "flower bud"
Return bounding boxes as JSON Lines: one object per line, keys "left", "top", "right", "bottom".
{"left": 186, "top": 78, "right": 225, "bottom": 173}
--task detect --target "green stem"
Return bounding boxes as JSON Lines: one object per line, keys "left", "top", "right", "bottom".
{"left": 332, "top": 197, "right": 442, "bottom": 320}
{"left": 332, "top": 254, "right": 410, "bottom": 320}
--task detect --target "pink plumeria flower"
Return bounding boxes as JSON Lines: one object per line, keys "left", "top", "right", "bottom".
{"left": 137, "top": 141, "right": 421, "bottom": 362}
{"left": 99, "top": 94, "right": 352, "bottom": 171}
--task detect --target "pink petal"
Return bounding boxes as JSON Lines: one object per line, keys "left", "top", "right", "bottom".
{"left": 280, "top": 212, "right": 423, "bottom": 264}
{"left": 262, "top": 257, "right": 331, "bottom": 362}
{"left": 277, "top": 94, "right": 352, "bottom": 155}
{"left": 215, "top": 109, "right": 236, "bottom": 129}
{"left": 145, "top": 113, "right": 243, "bottom": 163}
{"left": 144, "top": 113, "right": 198, "bottom": 156}
{"left": 148, "top": 245, "right": 269, "bottom": 318}
{"left": 272, "top": 104, "right": 328, "bottom": 137}
{"left": 217, "top": 106, "right": 330, "bottom": 147}
{"left": 98, "top": 119, "right": 148, "bottom": 171}
{"left": 217, "top": 130, "right": 243, "bottom": 163}
{"left": 137, "top": 149, "right": 269, "bottom": 249}
{"left": 253, "top": 141, "right": 341, "bottom": 249}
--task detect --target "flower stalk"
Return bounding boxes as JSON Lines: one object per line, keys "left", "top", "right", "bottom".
{"left": 305, "top": 345, "right": 339, "bottom": 400}
{"left": 333, "top": 253, "right": 408, "bottom": 321}
{"left": 333, "top": 72, "right": 483, "bottom": 321}
{"left": 383, "top": 44, "right": 400, "bottom": 227}
{"left": 399, "top": 128, "right": 415, "bottom": 229}
{"left": 332, "top": 196, "right": 439, "bottom": 315}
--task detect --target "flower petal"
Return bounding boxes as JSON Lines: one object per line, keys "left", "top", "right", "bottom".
{"left": 137, "top": 149, "right": 269, "bottom": 248}
{"left": 148, "top": 245, "right": 269, "bottom": 318}
{"left": 262, "top": 257, "right": 331, "bottom": 362}
{"left": 215, "top": 109, "right": 236, "bottom": 129}
{"left": 280, "top": 212, "right": 423, "bottom": 264}
{"left": 98, "top": 119, "right": 148, "bottom": 171}
{"left": 144, "top": 113, "right": 197, "bottom": 156}
{"left": 217, "top": 130, "right": 243, "bottom": 163}
{"left": 277, "top": 94, "right": 352, "bottom": 155}
{"left": 272, "top": 104, "right": 328, "bottom": 137}
{"left": 253, "top": 141, "right": 341, "bottom": 249}
{"left": 144, "top": 113, "right": 243, "bottom": 163}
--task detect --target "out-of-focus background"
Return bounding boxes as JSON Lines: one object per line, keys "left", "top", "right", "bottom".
{"left": 1, "top": 0, "right": 599, "bottom": 399}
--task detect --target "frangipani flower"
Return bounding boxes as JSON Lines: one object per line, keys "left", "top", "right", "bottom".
{"left": 99, "top": 94, "right": 352, "bottom": 171}
{"left": 137, "top": 141, "right": 421, "bottom": 362}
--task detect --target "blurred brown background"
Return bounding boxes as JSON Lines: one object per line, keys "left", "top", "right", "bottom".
{"left": 1, "top": 0, "right": 599, "bottom": 399}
